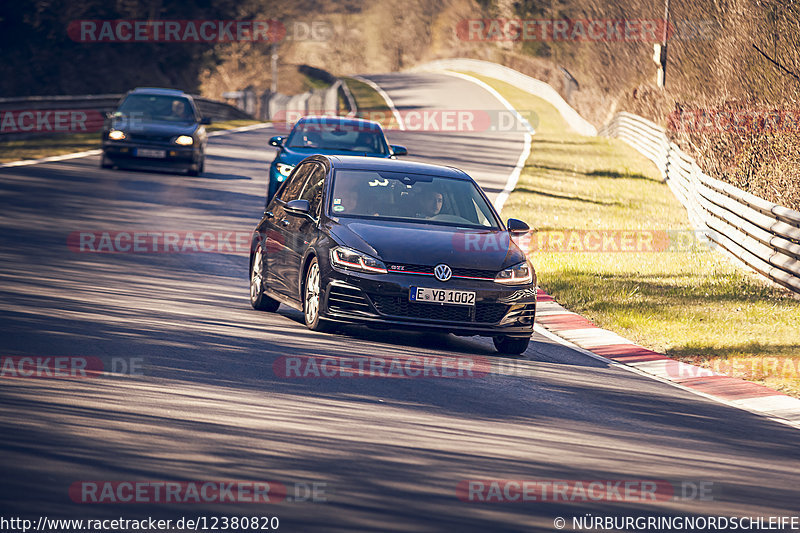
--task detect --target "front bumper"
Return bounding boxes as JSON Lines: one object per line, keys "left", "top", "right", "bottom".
{"left": 103, "top": 142, "right": 197, "bottom": 167}
{"left": 320, "top": 267, "right": 536, "bottom": 337}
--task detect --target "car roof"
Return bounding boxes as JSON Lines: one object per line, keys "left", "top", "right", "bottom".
{"left": 297, "top": 115, "right": 383, "bottom": 129}
{"left": 325, "top": 155, "right": 470, "bottom": 179}
{"left": 129, "top": 87, "right": 190, "bottom": 97}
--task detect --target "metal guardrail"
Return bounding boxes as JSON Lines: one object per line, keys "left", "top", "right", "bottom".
{"left": 192, "top": 96, "right": 253, "bottom": 121}
{"left": 412, "top": 59, "right": 800, "bottom": 294}
{"left": 260, "top": 79, "right": 353, "bottom": 122}
{"left": 600, "top": 112, "right": 800, "bottom": 294}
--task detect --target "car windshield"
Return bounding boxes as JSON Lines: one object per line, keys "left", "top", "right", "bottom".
{"left": 329, "top": 169, "right": 500, "bottom": 229}
{"left": 117, "top": 94, "right": 195, "bottom": 122}
{"left": 286, "top": 120, "right": 388, "bottom": 154}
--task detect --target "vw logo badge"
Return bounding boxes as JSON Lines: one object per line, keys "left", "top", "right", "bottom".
{"left": 434, "top": 264, "right": 452, "bottom": 282}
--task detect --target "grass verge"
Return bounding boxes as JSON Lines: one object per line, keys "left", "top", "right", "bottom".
{"left": 464, "top": 72, "right": 800, "bottom": 397}
{"left": 205, "top": 119, "right": 262, "bottom": 133}
{"left": 0, "top": 119, "right": 262, "bottom": 164}
{"left": 340, "top": 77, "right": 399, "bottom": 129}
{"left": 0, "top": 133, "right": 100, "bottom": 163}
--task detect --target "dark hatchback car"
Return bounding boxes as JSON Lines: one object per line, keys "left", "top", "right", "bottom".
{"left": 249, "top": 155, "right": 537, "bottom": 354}
{"left": 101, "top": 87, "right": 210, "bottom": 175}
{"left": 266, "top": 115, "right": 406, "bottom": 203}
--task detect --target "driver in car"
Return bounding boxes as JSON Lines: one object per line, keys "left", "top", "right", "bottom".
{"left": 334, "top": 178, "right": 363, "bottom": 214}
{"left": 334, "top": 178, "right": 383, "bottom": 216}
{"left": 416, "top": 189, "right": 444, "bottom": 218}
{"left": 170, "top": 99, "right": 190, "bottom": 120}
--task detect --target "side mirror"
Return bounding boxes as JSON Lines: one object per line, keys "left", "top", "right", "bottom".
{"left": 200, "top": 117, "right": 213, "bottom": 125}
{"left": 507, "top": 218, "right": 530, "bottom": 234}
{"left": 269, "top": 136, "right": 284, "bottom": 147}
{"left": 285, "top": 199, "right": 311, "bottom": 218}
{"left": 390, "top": 145, "right": 407, "bottom": 156}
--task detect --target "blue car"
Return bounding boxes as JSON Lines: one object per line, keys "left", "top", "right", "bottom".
{"left": 266, "top": 116, "right": 407, "bottom": 204}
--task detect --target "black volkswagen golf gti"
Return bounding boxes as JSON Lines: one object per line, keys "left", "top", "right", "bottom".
{"left": 249, "top": 155, "right": 537, "bottom": 354}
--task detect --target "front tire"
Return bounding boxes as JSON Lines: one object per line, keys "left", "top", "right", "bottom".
{"left": 187, "top": 152, "right": 204, "bottom": 176}
{"left": 493, "top": 335, "right": 531, "bottom": 355}
{"left": 250, "top": 246, "right": 280, "bottom": 312}
{"left": 100, "top": 153, "right": 113, "bottom": 169}
{"left": 303, "top": 258, "right": 335, "bottom": 332}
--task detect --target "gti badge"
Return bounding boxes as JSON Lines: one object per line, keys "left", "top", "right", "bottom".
{"left": 434, "top": 264, "right": 452, "bottom": 282}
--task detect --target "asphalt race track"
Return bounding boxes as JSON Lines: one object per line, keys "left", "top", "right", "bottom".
{"left": 1, "top": 73, "right": 799, "bottom": 532}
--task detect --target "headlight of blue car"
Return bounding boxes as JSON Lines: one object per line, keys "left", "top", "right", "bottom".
{"left": 276, "top": 163, "right": 295, "bottom": 181}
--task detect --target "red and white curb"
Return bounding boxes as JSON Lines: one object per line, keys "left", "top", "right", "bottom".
{"left": 534, "top": 288, "right": 800, "bottom": 429}
{"left": 403, "top": 69, "right": 800, "bottom": 429}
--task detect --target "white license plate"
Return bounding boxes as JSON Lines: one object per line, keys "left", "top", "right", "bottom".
{"left": 136, "top": 148, "right": 166, "bottom": 158}
{"left": 410, "top": 287, "right": 476, "bottom": 306}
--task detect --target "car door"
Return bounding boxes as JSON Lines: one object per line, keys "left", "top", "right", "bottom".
{"left": 265, "top": 161, "right": 315, "bottom": 297}
{"left": 282, "top": 163, "right": 327, "bottom": 299}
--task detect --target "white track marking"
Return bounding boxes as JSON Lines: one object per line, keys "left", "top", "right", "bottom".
{"left": 0, "top": 149, "right": 103, "bottom": 168}
{"left": 0, "top": 122, "right": 274, "bottom": 168}
{"left": 535, "top": 324, "right": 800, "bottom": 430}
{"left": 352, "top": 75, "right": 406, "bottom": 131}
{"left": 435, "top": 70, "right": 533, "bottom": 213}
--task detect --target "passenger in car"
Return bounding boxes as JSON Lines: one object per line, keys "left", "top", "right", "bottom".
{"left": 334, "top": 178, "right": 364, "bottom": 214}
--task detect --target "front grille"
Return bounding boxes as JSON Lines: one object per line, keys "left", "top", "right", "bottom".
{"left": 476, "top": 303, "right": 513, "bottom": 323}
{"left": 368, "top": 294, "right": 509, "bottom": 324}
{"left": 452, "top": 267, "right": 496, "bottom": 279}
{"left": 387, "top": 264, "right": 433, "bottom": 275}
{"left": 387, "top": 263, "right": 495, "bottom": 280}
{"left": 503, "top": 303, "right": 536, "bottom": 324}
{"left": 128, "top": 133, "right": 174, "bottom": 143}
{"left": 327, "top": 284, "right": 372, "bottom": 313}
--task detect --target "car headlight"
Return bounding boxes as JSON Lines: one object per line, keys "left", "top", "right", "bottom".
{"left": 495, "top": 261, "right": 533, "bottom": 285}
{"left": 108, "top": 130, "right": 126, "bottom": 141}
{"left": 174, "top": 135, "right": 194, "bottom": 146}
{"left": 330, "top": 246, "right": 387, "bottom": 274}
{"left": 276, "top": 163, "right": 295, "bottom": 181}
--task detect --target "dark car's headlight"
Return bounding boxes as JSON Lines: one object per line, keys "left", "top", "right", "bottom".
{"left": 108, "top": 130, "right": 126, "bottom": 141}
{"left": 495, "top": 261, "right": 533, "bottom": 285}
{"left": 330, "top": 246, "right": 387, "bottom": 274}
{"left": 174, "top": 135, "right": 194, "bottom": 146}
{"left": 276, "top": 163, "right": 295, "bottom": 181}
